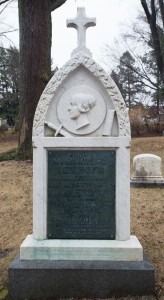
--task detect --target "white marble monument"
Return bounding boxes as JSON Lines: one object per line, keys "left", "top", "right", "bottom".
{"left": 131, "top": 154, "right": 164, "bottom": 185}
{"left": 20, "top": 7, "right": 143, "bottom": 261}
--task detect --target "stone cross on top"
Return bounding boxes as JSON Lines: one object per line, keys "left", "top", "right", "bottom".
{"left": 67, "top": 7, "right": 96, "bottom": 57}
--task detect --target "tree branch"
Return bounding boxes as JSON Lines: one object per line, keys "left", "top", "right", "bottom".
{"left": 121, "top": 37, "right": 158, "bottom": 87}
{"left": 0, "top": 21, "right": 16, "bottom": 29}
{"left": 141, "top": 0, "right": 164, "bottom": 82}
{"left": 0, "top": 0, "right": 10, "bottom": 5}
{"left": 0, "top": 29, "right": 18, "bottom": 34}
{"left": 0, "top": 0, "right": 13, "bottom": 15}
{"left": 0, "top": 46, "right": 19, "bottom": 54}
{"left": 119, "top": 58, "right": 157, "bottom": 90}
{"left": 0, "top": 34, "right": 16, "bottom": 45}
{"left": 50, "top": 0, "right": 67, "bottom": 12}
{"left": 158, "top": 0, "right": 164, "bottom": 28}
{"left": 0, "top": 64, "right": 18, "bottom": 68}
{"left": 141, "top": 0, "right": 151, "bottom": 23}
{"left": 151, "top": 0, "right": 156, "bottom": 24}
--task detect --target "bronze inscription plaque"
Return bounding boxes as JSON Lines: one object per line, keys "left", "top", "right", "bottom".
{"left": 47, "top": 150, "right": 115, "bottom": 239}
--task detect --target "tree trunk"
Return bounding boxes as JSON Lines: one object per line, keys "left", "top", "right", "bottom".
{"left": 141, "top": 0, "right": 164, "bottom": 84}
{"left": 128, "top": 73, "right": 131, "bottom": 108}
{"left": 18, "top": 0, "right": 52, "bottom": 159}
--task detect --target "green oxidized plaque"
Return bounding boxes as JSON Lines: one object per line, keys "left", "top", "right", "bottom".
{"left": 47, "top": 150, "right": 115, "bottom": 240}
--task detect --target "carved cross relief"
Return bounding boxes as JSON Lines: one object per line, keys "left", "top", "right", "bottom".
{"left": 67, "top": 7, "right": 96, "bottom": 56}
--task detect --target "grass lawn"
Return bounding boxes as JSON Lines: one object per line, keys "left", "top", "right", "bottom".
{"left": 0, "top": 133, "right": 163, "bottom": 300}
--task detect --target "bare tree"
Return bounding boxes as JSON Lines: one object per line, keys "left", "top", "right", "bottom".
{"left": 0, "top": 0, "right": 17, "bottom": 41}
{"left": 141, "top": 0, "right": 164, "bottom": 83}
{"left": 101, "top": 0, "right": 164, "bottom": 113}
{"left": 102, "top": 41, "right": 157, "bottom": 93}
{"left": 0, "top": 0, "right": 11, "bottom": 5}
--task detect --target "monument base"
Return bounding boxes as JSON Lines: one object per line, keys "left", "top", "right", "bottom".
{"left": 131, "top": 179, "right": 164, "bottom": 188}
{"left": 20, "top": 235, "right": 143, "bottom": 261}
{"left": 8, "top": 253, "right": 154, "bottom": 299}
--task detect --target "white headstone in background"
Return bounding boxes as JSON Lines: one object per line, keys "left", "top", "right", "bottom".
{"left": 131, "top": 154, "right": 164, "bottom": 184}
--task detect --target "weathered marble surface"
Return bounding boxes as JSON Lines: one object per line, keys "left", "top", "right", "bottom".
{"left": 32, "top": 137, "right": 131, "bottom": 241}
{"left": 20, "top": 235, "right": 143, "bottom": 261}
{"left": 67, "top": 7, "right": 96, "bottom": 57}
{"left": 131, "top": 154, "right": 164, "bottom": 183}
{"left": 22, "top": 7, "right": 142, "bottom": 265}
{"left": 33, "top": 53, "right": 130, "bottom": 138}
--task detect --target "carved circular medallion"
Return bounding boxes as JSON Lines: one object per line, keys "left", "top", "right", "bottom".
{"left": 57, "top": 85, "right": 106, "bottom": 135}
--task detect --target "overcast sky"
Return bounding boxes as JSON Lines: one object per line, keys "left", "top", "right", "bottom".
{"left": 1, "top": 0, "right": 142, "bottom": 68}
{"left": 52, "top": 0, "right": 141, "bottom": 67}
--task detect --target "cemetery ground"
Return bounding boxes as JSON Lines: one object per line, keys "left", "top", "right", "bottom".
{"left": 0, "top": 132, "right": 163, "bottom": 300}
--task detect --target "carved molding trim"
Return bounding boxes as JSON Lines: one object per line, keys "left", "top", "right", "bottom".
{"left": 33, "top": 53, "right": 131, "bottom": 137}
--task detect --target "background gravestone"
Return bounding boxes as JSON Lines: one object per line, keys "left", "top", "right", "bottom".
{"left": 131, "top": 153, "right": 164, "bottom": 187}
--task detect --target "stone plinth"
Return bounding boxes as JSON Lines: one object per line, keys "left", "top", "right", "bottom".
{"left": 131, "top": 154, "right": 164, "bottom": 187}
{"left": 8, "top": 253, "right": 154, "bottom": 300}
{"left": 20, "top": 235, "right": 143, "bottom": 261}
